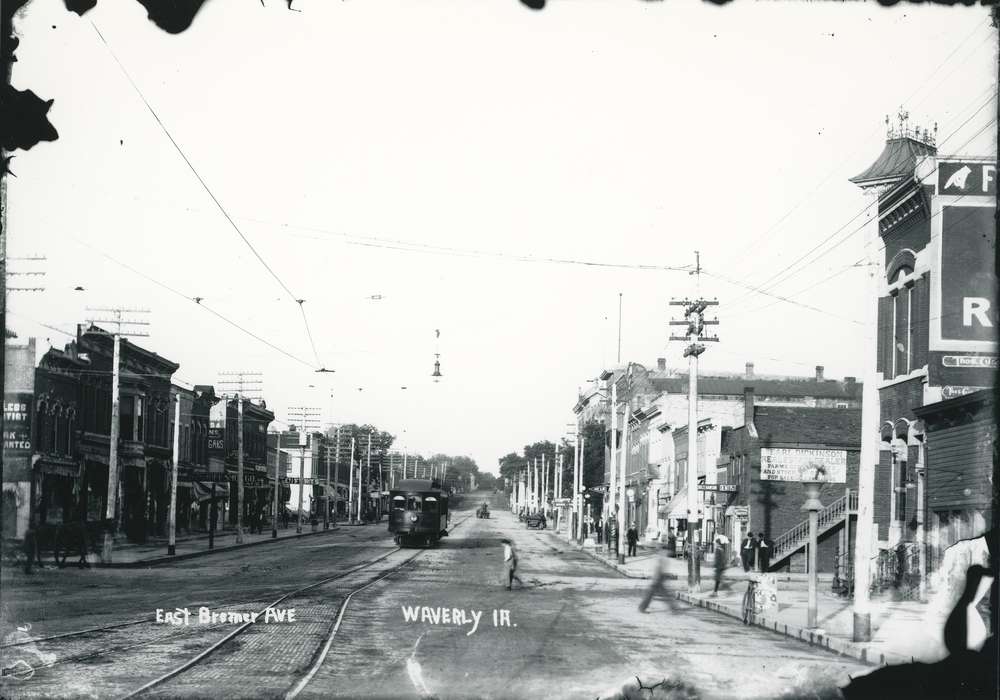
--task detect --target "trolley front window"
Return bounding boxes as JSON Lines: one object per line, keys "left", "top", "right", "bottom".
{"left": 406, "top": 496, "right": 421, "bottom": 511}
{"left": 423, "top": 496, "right": 438, "bottom": 513}
{"left": 392, "top": 496, "right": 405, "bottom": 510}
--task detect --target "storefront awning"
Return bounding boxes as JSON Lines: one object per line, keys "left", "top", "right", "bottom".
{"left": 193, "top": 481, "right": 230, "bottom": 503}
{"left": 667, "top": 492, "right": 689, "bottom": 519}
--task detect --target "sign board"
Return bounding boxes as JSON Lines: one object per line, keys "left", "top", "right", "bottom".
{"left": 286, "top": 477, "right": 316, "bottom": 485}
{"left": 3, "top": 393, "right": 33, "bottom": 481}
{"left": 208, "top": 428, "right": 225, "bottom": 456}
{"left": 760, "top": 448, "right": 847, "bottom": 483}
{"left": 937, "top": 161, "right": 996, "bottom": 197}
{"left": 698, "top": 484, "right": 737, "bottom": 492}
{"left": 942, "top": 355, "right": 998, "bottom": 369}
{"left": 936, "top": 206, "right": 997, "bottom": 347}
{"left": 940, "top": 385, "right": 992, "bottom": 400}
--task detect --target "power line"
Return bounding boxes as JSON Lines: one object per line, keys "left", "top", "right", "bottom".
{"left": 718, "top": 18, "right": 993, "bottom": 272}
{"left": 720, "top": 114, "right": 997, "bottom": 314}
{"left": 90, "top": 21, "right": 325, "bottom": 371}
{"left": 730, "top": 107, "right": 996, "bottom": 310}
{"left": 63, "top": 233, "right": 320, "bottom": 370}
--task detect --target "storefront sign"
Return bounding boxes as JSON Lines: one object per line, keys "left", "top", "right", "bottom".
{"left": 760, "top": 448, "right": 847, "bottom": 483}
{"left": 941, "top": 385, "right": 992, "bottom": 400}
{"left": 208, "top": 428, "right": 225, "bottom": 456}
{"left": 3, "top": 393, "right": 33, "bottom": 481}
{"left": 698, "top": 484, "right": 737, "bottom": 492}
{"left": 942, "top": 355, "right": 998, "bottom": 369}
{"left": 286, "top": 476, "right": 316, "bottom": 485}
{"left": 937, "top": 161, "right": 996, "bottom": 197}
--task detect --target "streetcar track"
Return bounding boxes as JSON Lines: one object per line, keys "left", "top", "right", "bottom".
{"left": 122, "top": 513, "right": 472, "bottom": 700}
{"left": 285, "top": 513, "right": 472, "bottom": 699}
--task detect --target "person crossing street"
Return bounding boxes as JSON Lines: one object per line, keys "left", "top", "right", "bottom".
{"left": 639, "top": 542, "right": 679, "bottom": 613}
{"left": 500, "top": 538, "right": 524, "bottom": 590}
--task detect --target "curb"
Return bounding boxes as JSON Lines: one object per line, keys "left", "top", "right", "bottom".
{"left": 550, "top": 533, "right": 658, "bottom": 580}
{"left": 673, "top": 591, "right": 910, "bottom": 668}
{"left": 92, "top": 526, "right": 342, "bottom": 568}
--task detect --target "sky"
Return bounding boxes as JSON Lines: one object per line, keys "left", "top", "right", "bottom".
{"left": 7, "top": 0, "right": 997, "bottom": 475}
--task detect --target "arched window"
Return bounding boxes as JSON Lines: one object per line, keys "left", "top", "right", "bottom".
{"left": 66, "top": 409, "right": 77, "bottom": 455}
{"left": 36, "top": 401, "right": 49, "bottom": 453}
{"left": 55, "top": 405, "right": 69, "bottom": 455}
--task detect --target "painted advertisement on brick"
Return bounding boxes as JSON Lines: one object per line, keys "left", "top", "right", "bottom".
{"left": 3, "top": 393, "right": 34, "bottom": 481}
{"left": 759, "top": 448, "right": 847, "bottom": 483}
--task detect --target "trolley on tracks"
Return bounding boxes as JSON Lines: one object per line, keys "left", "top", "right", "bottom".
{"left": 388, "top": 479, "right": 450, "bottom": 547}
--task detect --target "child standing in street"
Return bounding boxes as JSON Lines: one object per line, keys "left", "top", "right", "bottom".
{"left": 500, "top": 538, "right": 524, "bottom": 590}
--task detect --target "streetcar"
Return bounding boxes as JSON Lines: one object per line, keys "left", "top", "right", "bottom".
{"left": 388, "top": 479, "right": 450, "bottom": 546}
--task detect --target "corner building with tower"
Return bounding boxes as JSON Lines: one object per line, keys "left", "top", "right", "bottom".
{"left": 849, "top": 118, "right": 996, "bottom": 595}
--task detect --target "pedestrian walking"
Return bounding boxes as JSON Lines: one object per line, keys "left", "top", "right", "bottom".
{"left": 626, "top": 522, "right": 639, "bottom": 557}
{"left": 500, "top": 538, "right": 524, "bottom": 590}
{"left": 740, "top": 532, "right": 755, "bottom": 572}
{"left": 712, "top": 538, "right": 727, "bottom": 595}
{"left": 596, "top": 517, "right": 604, "bottom": 544}
{"left": 639, "top": 542, "right": 679, "bottom": 613}
{"left": 667, "top": 528, "right": 677, "bottom": 557}
{"left": 757, "top": 532, "right": 770, "bottom": 572}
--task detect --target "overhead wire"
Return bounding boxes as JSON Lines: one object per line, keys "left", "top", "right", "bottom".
{"left": 717, "top": 17, "right": 993, "bottom": 274}
{"left": 63, "top": 232, "right": 321, "bottom": 371}
{"left": 90, "top": 21, "right": 326, "bottom": 372}
{"left": 731, "top": 94, "right": 998, "bottom": 309}
{"left": 714, "top": 113, "right": 997, "bottom": 318}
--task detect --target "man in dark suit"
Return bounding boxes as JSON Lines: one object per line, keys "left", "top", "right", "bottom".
{"left": 757, "top": 532, "right": 770, "bottom": 571}
{"left": 740, "top": 532, "right": 756, "bottom": 572}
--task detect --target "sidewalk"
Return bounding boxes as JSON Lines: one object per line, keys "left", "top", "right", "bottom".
{"left": 74, "top": 522, "right": 351, "bottom": 568}
{"left": 552, "top": 528, "right": 949, "bottom": 669}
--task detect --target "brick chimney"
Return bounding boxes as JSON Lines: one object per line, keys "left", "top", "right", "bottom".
{"left": 745, "top": 362, "right": 754, "bottom": 380}
{"left": 743, "top": 386, "right": 755, "bottom": 428}
{"left": 815, "top": 365, "right": 825, "bottom": 382}
{"left": 657, "top": 357, "right": 666, "bottom": 371}
{"left": 844, "top": 376, "right": 858, "bottom": 396}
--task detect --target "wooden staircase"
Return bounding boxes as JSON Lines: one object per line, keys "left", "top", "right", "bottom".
{"left": 769, "top": 489, "right": 857, "bottom": 569}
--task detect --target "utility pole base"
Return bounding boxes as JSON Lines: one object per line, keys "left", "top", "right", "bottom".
{"left": 101, "top": 533, "right": 115, "bottom": 563}
{"left": 235, "top": 528, "right": 244, "bottom": 545}
{"left": 271, "top": 528, "right": 277, "bottom": 539}
{"left": 852, "top": 613, "right": 871, "bottom": 642}
{"left": 167, "top": 544, "right": 176, "bottom": 556}
{"left": 617, "top": 554, "right": 625, "bottom": 565}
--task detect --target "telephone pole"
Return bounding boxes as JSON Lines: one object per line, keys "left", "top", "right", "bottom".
{"left": 669, "top": 252, "right": 719, "bottom": 592}
{"left": 288, "top": 406, "right": 321, "bottom": 533}
{"left": 218, "top": 372, "right": 263, "bottom": 544}
{"left": 86, "top": 307, "right": 150, "bottom": 563}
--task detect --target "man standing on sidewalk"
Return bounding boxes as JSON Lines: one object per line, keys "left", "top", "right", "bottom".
{"left": 626, "top": 522, "right": 639, "bottom": 557}
{"left": 711, "top": 537, "right": 727, "bottom": 596}
{"left": 741, "top": 532, "right": 756, "bottom": 572}
{"left": 757, "top": 532, "right": 770, "bottom": 572}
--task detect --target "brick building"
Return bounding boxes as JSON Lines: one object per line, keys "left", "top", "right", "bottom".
{"left": 592, "top": 360, "right": 862, "bottom": 542}
{"left": 3, "top": 337, "right": 37, "bottom": 538}
{"left": 850, "top": 122, "right": 996, "bottom": 587}
{"left": 717, "top": 389, "right": 861, "bottom": 575}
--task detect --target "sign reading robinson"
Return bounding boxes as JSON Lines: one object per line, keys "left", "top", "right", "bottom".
{"left": 760, "top": 448, "right": 847, "bottom": 483}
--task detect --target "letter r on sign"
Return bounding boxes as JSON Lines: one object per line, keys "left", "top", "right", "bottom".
{"left": 963, "top": 297, "right": 993, "bottom": 328}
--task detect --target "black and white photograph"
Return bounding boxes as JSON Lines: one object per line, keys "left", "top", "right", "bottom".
{"left": 1, "top": 1, "right": 997, "bottom": 698}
